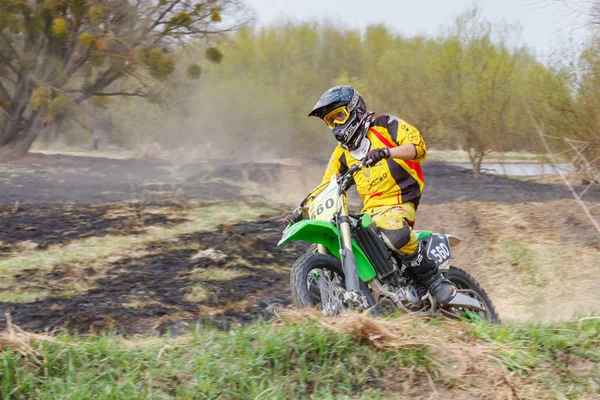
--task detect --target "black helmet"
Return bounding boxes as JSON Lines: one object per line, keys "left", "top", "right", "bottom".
{"left": 308, "top": 86, "right": 370, "bottom": 151}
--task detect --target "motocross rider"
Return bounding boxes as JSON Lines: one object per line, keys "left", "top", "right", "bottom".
{"left": 284, "top": 85, "right": 456, "bottom": 305}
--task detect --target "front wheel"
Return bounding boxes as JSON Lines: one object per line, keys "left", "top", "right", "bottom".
{"left": 290, "top": 251, "right": 376, "bottom": 313}
{"left": 442, "top": 266, "right": 500, "bottom": 323}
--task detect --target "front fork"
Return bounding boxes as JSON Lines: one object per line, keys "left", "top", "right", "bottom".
{"left": 339, "top": 209, "right": 361, "bottom": 293}
{"left": 316, "top": 207, "right": 360, "bottom": 293}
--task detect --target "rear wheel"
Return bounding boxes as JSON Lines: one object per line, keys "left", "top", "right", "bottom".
{"left": 442, "top": 266, "right": 500, "bottom": 323}
{"left": 290, "top": 250, "right": 376, "bottom": 313}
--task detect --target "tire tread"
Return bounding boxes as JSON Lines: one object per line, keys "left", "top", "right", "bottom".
{"left": 445, "top": 266, "right": 501, "bottom": 323}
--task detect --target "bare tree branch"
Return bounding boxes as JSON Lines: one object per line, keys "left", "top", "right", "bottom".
{"left": 93, "top": 91, "right": 147, "bottom": 98}
{"left": 528, "top": 105, "right": 600, "bottom": 236}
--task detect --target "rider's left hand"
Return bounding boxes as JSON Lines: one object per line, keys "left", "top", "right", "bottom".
{"left": 365, "top": 147, "right": 391, "bottom": 164}
{"left": 283, "top": 209, "right": 303, "bottom": 228}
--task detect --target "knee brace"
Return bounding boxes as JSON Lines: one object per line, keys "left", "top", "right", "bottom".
{"left": 379, "top": 225, "right": 412, "bottom": 252}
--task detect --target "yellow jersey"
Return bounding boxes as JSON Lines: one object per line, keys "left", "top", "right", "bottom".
{"left": 320, "top": 114, "right": 426, "bottom": 212}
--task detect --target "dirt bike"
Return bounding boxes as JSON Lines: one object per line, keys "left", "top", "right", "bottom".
{"left": 278, "top": 158, "right": 499, "bottom": 322}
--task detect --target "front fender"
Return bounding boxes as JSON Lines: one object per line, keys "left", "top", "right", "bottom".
{"left": 278, "top": 220, "right": 377, "bottom": 283}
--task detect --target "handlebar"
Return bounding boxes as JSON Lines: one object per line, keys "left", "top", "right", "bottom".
{"left": 338, "top": 157, "right": 378, "bottom": 188}
{"left": 297, "top": 157, "right": 376, "bottom": 210}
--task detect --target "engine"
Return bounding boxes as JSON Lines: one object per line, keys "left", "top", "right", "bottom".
{"left": 350, "top": 220, "right": 424, "bottom": 312}
{"left": 390, "top": 283, "right": 423, "bottom": 310}
{"left": 370, "top": 278, "right": 423, "bottom": 312}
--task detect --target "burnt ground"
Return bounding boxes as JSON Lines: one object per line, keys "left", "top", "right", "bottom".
{"left": 0, "top": 218, "right": 309, "bottom": 334}
{"left": 0, "top": 201, "right": 189, "bottom": 255}
{"left": 1, "top": 153, "right": 600, "bottom": 334}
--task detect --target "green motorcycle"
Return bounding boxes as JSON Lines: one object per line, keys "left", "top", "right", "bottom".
{"left": 278, "top": 159, "right": 499, "bottom": 321}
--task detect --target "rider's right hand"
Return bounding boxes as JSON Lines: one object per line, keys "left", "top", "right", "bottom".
{"left": 283, "top": 209, "right": 303, "bottom": 228}
{"left": 365, "top": 147, "right": 391, "bottom": 164}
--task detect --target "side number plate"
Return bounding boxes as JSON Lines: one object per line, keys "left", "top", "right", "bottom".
{"left": 425, "top": 234, "right": 451, "bottom": 269}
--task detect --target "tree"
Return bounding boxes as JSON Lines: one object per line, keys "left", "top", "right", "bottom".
{"left": 527, "top": 1, "right": 600, "bottom": 183}
{"left": 432, "top": 8, "right": 525, "bottom": 177}
{"left": 531, "top": 36, "right": 600, "bottom": 183}
{"left": 0, "top": 0, "right": 248, "bottom": 160}
{"left": 548, "top": 0, "right": 600, "bottom": 26}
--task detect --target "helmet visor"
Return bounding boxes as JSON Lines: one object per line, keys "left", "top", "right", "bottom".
{"left": 323, "top": 106, "right": 350, "bottom": 129}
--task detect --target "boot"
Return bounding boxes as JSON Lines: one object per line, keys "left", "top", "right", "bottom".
{"left": 402, "top": 244, "right": 456, "bottom": 305}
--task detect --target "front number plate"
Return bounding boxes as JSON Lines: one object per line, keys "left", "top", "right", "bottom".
{"left": 309, "top": 177, "right": 339, "bottom": 222}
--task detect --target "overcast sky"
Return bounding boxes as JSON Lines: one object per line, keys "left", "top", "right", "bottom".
{"left": 243, "top": 0, "right": 590, "bottom": 59}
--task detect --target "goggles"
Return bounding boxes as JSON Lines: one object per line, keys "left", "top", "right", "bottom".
{"left": 323, "top": 106, "right": 350, "bottom": 129}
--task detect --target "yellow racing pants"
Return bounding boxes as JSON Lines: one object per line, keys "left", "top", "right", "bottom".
{"left": 366, "top": 203, "right": 419, "bottom": 256}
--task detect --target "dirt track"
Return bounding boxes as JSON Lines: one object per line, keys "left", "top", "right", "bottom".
{"left": 1, "top": 153, "right": 599, "bottom": 334}
{"left": 2, "top": 153, "right": 600, "bottom": 205}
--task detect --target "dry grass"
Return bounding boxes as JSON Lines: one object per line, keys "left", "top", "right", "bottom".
{"left": 0, "top": 314, "right": 58, "bottom": 362}
{"left": 187, "top": 267, "right": 248, "bottom": 281}
{"left": 277, "top": 310, "right": 556, "bottom": 399}
{"left": 183, "top": 284, "right": 210, "bottom": 302}
{"left": 416, "top": 200, "right": 600, "bottom": 322}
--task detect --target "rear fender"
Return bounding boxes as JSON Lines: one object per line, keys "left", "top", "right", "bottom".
{"left": 278, "top": 220, "right": 377, "bottom": 282}
{"left": 416, "top": 231, "right": 462, "bottom": 247}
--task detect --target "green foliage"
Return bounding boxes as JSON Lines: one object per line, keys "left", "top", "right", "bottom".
{"left": 137, "top": 47, "right": 176, "bottom": 78}
{"left": 211, "top": 7, "right": 222, "bottom": 22}
{"left": 30, "top": 87, "right": 51, "bottom": 109}
{"left": 187, "top": 63, "right": 202, "bottom": 79}
{"left": 88, "top": 4, "right": 104, "bottom": 21}
{"left": 91, "top": 95, "right": 109, "bottom": 108}
{"left": 174, "top": 13, "right": 588, "bottom": 164}
{"left": 168, "top": 11, "right": 192, "bottom": 27}
{"left": 68, "top": 0, "right": 87, "bottom": 18}
{"left": 139, "top": 47, "right": 161, "bottom": 65}
{"left": 528, "top": 36, "right": 600, "bottom": 173}
{"left": 51, "top": 17, "right": 68, "bottom": 36}
{"left": 205, "top": 47, "right": 223, "bottom": 63}
{"left": 79, "top": 31, "right": 94, "bottom": 47}
{"left": 48, "top": 92, "right": 70, "bottom": 116}
{"left": 44, "top": 0, "right": 69, "bottom": 12}
{"left": 155, "top": 56, "right": 175, "bottom": 78}
{"left": 0, "top": 0, "right": 243, "bottom": 156}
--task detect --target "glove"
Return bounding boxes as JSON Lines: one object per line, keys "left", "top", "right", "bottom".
{"left": 283, "top": 209, "right": 303, "bottom": 228}
{"left": 365, "top": 147, "right": 391, "bottom": 164}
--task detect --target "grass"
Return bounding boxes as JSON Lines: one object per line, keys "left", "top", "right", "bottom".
{"left": 0, "top": 289, "right": 52, "bottom": 303}
{"left": 187, "top": 267, "right": 248, "bottom": 281}
{"left": 0, "top": 313, "right": 597, "bottom": 399}
{"left": 0, "top": 318, "right": 403, "bottom": 399}
{"left": 465, "top": 317, "right": 600, "bottom": 398}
